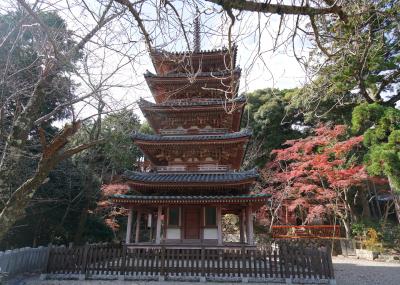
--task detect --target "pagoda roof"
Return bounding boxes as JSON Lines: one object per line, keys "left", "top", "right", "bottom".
{"left": 138, "top": 95, "right": 246, "bottom": 108}
{"left": 149, "top": 46, "right": 238, "bottom": 74}
{"left": 137, "top": 96, "right": 246, "bottom": 134}
{"left": 131, "top": 128, "right": 251, "bottom": 142}
{"left": 111, "top": 193, "right": 269, "bottom": 206}
{"left": 144, "top": 67, "right": 241, "bottom": 79}
{"left": 122, "top": 168, "right": 258, "bottom": 194}
{"left": 144, "top": 68, "right": 240, "bottom": 103}
{"left": 123, "top": 168, "right": 258, "bottom": 184}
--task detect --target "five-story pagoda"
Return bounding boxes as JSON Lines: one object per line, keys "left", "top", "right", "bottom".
{"left": 111, "top": 26, "right": 269, "bottom": 248}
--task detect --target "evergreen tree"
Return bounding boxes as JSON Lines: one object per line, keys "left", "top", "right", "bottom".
{"left": 352, "top": 103, "right": 400, "bottom": 222}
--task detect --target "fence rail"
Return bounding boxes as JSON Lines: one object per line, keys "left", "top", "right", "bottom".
{"left": 272, "top": 225, "right": 341, "bottom": 239}
{"left": 45, "top": 243, "right": 334, "bottom": 282}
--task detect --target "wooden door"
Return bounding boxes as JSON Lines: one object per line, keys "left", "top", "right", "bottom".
{"left": 184, "top": 208, "right": 201, "bottom": 239}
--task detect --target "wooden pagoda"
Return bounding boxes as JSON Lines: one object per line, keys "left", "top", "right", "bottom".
{"left": 111, "top": 38, "right": 269, "bottom": 248}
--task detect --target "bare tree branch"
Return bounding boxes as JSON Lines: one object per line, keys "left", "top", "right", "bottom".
{"left": 204, "top": 0, "right": 348, "bottom": 21}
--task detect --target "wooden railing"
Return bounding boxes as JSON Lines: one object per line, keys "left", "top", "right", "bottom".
{"left": 44, "top": 243, "right": 334, "bottom": 282}
{"left": 160, "top": 128, "right": 228, "bottom": 135}
{"left": 197, "top": 164, "right": 229, "bottom": 171}
{"left": 272, "top": 225, "right": 341, "bottom": 239}
{"left": 156, "top": 165, "right": 187, "bottom": 172}
{"left": 156, "top": 164, "right": 229, "bottom": 172}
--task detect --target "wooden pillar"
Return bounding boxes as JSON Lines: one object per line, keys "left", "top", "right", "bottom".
{"left": 200, "top": 207, "right": 205, "bottom": 243}
{"left": 217, "top": 206, "right": 222, "bottom": 246}
{"left": 246, "top": 206, "right": 254, "bottom": 245}
{"left": 135, "top": 209, "right": 141, "bottom": 243}
{"left": 164, "top": 207, "right": 169, "bottom": 240}
{"left": 240, "top": 208, "right": 246, "bottom": 243}
{"left": 125, "top": 208, "right": 133, "bottom": 244}
{"left": 156, "top": 206, "right": 162, "bottom": 244}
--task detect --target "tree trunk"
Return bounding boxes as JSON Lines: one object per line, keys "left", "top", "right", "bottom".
{"left": 342, "top": 219, "right": 351, "bottom": 239}
{"left": 74, "top": 105, "right": 102, "bottom": 244}
{"left": 0, "top": 122, "right": 101, "bottom": 242}
{"left": 360, "top": 189, "right": 371, "bottom": 219}
{"left": 73, "top": 164, "right": 95, "bottom": 244}
{"left": 388, "top": 176, "right": 400, "bottom": 224}
{"left": 0, "top": 157, "right": 57, "bottom": 241}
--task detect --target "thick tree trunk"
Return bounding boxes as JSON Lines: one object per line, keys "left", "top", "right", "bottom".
{"left": 388, "top": 177, "right": 400, "bottom": 224}
{"left": 0, "top": 123, "right": 101, "bottom": 242}
{"left": 0, "top": 157, "right": 57, "bottom": 241}
{"left": 360, "top": 189, "right": 371, "bottom": 219}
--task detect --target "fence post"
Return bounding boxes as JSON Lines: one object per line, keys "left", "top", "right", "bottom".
{"left": 241, "top": 245, "right": 248, "bottom": 282}
{"left": 119, "top": 243, "right": 127, "bottom": 280}
{"left": 200, "top": 246, "right": 206, "bottom": 282}
{"left": 157, "top": 246, "right": 164, "bottom": 281}
{"left": 280, "top": 244, "right": 292, "bottom": 284}
{"left": 79, "top": 243, "right": 89, "bottom": 280}
{"left": 326, "top": 245, "right": 335, "bottom": 280}
{"left": 39, "top": 244, "right": 52, "bottom": 280}
{"left": 160, "top": 245, "right": 165, "bottom": 277}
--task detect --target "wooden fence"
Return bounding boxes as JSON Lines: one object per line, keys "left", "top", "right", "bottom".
{"left": 0, "top": 246, "right": 50, "bottom": 278}
{"left": 45, "top": 243, "right": 334, "bottom": 282}
{"left": 272, "top": 225, "right": 341, "bottom": 239}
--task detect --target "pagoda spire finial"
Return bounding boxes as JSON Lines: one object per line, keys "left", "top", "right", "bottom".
{"left": 193, "top": 6, "right": 201, "bottom": 52}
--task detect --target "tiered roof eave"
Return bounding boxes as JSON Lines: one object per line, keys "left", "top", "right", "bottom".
{"left": 138, "top": 96, "right": 246, "bottom": 134}
{"left": 149, "top": 45, "right": 238, "bottom": 75}
{"left": 131, "top": 128, "right": 252, "bottom": 143}
{"left": 121, "top": 169, "right": 259, "bottom": 194}
{"left": 144, "top": 67, "right": 241, "bottom": 79}
{"left": 144, "top": 68, "right": 241, "bottom": 103}
{"left": 131, "top": 129, "right": 252, "bottom": 170}
{"left": 138, "top": 95, "right": 246, "bottom": 109}
{"left": 111, "top": 192, "right": 269, "bottom": 208}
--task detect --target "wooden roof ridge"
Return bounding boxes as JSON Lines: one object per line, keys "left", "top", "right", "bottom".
{"left": 144, "top": 67, "right": 241, "bottom": 79}
{"left": 122, "top": 168, "right": 259, "bottom": 183}
{"left": 138, "top": 96, "right": 246, "bottom": 108}
{"left": 131, "top": 128, "right": 252, "bottom": 142}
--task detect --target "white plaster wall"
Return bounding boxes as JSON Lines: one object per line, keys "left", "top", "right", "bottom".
{"left": 166, "top": 228, "right": 181, "bottom": 239}
{"left": 203, "top": 228, "right": 218, "bottom": 239}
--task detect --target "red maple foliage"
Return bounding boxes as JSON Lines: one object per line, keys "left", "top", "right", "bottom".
{"left": 96, "top": 182, "right": 130, "bottom": 230}
{"left": 258, "top": 124, "right": 375, "bottom": 235}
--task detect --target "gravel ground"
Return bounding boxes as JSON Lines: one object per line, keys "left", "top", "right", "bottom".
{"left": 333, "top": 256, "right": 400, "bottom": 285}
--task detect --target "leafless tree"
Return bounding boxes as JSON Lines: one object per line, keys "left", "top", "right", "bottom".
{"left": 0, "top": 0, "right": 152, "bottom": 240}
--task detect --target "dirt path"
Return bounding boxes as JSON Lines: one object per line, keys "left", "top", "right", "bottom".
{"left": 333, "top": 256, "right": 400, "bottom": 285}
